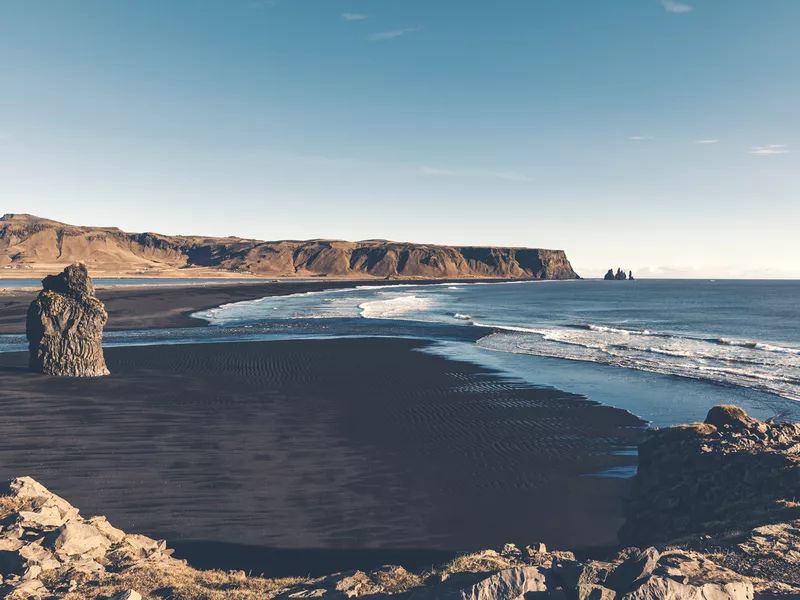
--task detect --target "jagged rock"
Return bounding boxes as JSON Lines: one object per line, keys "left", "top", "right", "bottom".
{"left": 26, "top": 262, "right": 110, "bottom": 377}
{"left": 629, "top": 271, "right": 634, "bottom": 281}
{"left": 622, "top": 576, "right": 752, "bottom": 600}
{"left": 704, "top": 405, "right": 760, "bottom": 431}
{"left": 2, "top": 577, "right": 47, "bottom": 599}
{"left": 111, "top": 592, "right": 143, "bottom": 600}
{"left": 0, "top": 474, "right": 788, "bottom": 600}
{"left": 605, "top": 547, "right": 660, "bottom": 592}
{"left": 409, "top": 566, "right": 548, "bottom": 599}
{"left": 46, "top": 521, "right": 111, "bottom": 558}
{"left": 86, "top": 516, "right": 126, "bottom": 543}
{"left": 620, "top": 405, "right": 800, "bottom": 546}
{"left": 604, "top": 269, "right": 631, "bottom": 281}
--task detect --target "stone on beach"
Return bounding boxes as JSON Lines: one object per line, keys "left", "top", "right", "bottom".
{"left": 26, "top": 262, "right": 110, "bottom": 377}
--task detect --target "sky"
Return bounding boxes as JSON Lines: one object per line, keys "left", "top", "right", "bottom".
{"left": 0, "top": 0, "right": 798, "bottom": 278}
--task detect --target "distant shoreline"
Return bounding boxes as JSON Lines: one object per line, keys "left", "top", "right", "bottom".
{"left": 0, "top": 277, "right": 526, "bottom": 334}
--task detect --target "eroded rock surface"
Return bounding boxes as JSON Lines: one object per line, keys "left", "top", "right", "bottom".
{"left": 26, "top": 262, "right": 110, "bottom": 377}
{"left": 0, "top": 477, "right": 174, "bottom": 599}
{"left": 620, "top": 405, "right": 800, "bottom": 547}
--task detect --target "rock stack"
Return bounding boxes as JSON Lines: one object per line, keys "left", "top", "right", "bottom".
{"left": 604, "top": 268, "right": 632, "bottom": 281}
{"left": 620, "top": 405, "right": 800, "bottom": 547}
{"left": 26, "top": 263, "right": 110, "bottom": 377}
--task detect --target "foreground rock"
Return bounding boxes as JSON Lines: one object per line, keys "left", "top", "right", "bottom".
{"left": 2, "top": 406, "right": 799, "bottom": 598}
{"left": 26, "top": 262, "right": 110, "bottom": 377}
{"left": 0, "top": 477, "right": 764, "bottom": 600}
{"left": 620, "top": 405, "right": 800, "bottom": 547}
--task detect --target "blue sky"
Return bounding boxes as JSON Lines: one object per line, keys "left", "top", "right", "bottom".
{"left": 0, "top": 0, "right": 798, "bottom": 278}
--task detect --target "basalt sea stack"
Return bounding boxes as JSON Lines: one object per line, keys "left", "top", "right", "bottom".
{"left": 26, "top": 262, "right": 110, "bottom": 377}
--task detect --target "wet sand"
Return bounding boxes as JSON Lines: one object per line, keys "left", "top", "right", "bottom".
{"left": 0, "top": 338, "right": 644, "bottom": 576}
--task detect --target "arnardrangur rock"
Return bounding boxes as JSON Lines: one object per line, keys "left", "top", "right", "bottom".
{"left": 25, "top": 262, "right": 110, "bottom": 377}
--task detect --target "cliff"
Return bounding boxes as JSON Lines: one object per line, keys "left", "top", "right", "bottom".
{"left": 0, "top": 214, "right": 579, "bottom": 280}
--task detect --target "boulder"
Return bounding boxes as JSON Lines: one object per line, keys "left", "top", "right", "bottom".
{"left": 606, "top": 548, "right": 660, "bottom": 592}
{"left": 620, "top": 405, "right": 800, "bottom": 546}
{"left": 704, "top": 405, "right": 759, "bottom": 431}
{"left": 111, "top": 592, "right": 143, "bottom": 600}
{"left": 410, "top": 566, "right": 548, "bottom": 599}
{"left": 46, "top": 521, "right": 111, "bottom": 558}
{"left": 622, "top": 576, "right": 752, "bottom": 600}
{"left": 26, "top": 262, "right": 110, "bottom": 377}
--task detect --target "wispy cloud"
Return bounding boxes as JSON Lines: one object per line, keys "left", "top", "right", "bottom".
{"left": 342, "top": 13, "right": 369, "bottom": 21}
{"left": 695, "top": 140, "right": 719, "bottom": 144}
{"left": 629, "top": 136, "right": 655, "bottom": 141}
{"left": 367, "top": 27, "right": 421, "bottom": 42}
{"left": 419, "top": 166, "right": 532, "bottom": 182}
{"left": 749, "top": 144, "right": 790, "bottom": 156}
{"left": 661, "top": 0, "right": 694, "bottom": 13}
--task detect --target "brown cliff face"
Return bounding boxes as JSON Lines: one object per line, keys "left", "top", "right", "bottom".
{"left": 26, "top": 263, "right": 110, "bottom": 377}
{"left": 0, "top": 214, "right": 579, "bottom": 280}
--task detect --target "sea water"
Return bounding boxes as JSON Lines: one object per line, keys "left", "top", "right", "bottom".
{"left": 2, "top": 279, "right": 798, "bottom": 426}
{"left": 191, "top": 279, "right": 800, "bottom": 425}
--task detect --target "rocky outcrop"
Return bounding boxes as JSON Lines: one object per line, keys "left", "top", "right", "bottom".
{"left": 0, "top": 477, "right": 763, "bottom": 600}
{"left": 1, "top": 214, "right": 579, "bottom": 280}
{"left": 604, "top": 269, "right": 632, "bottom": 281}
{"left": 26, "top": 263, "right": 110, "bottom": 377}
{"left": 620, "top": 405, "right": 800, "bottom": 548}
{"left": 4, "top": 405, "right": 798, "bottom": 599}
{"left": 0, "top": 477, "right": 176, "bottom": 599}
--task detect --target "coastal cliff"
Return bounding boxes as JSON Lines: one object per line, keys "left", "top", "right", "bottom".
{"left": 3, "top": 406, "right": 800, "bottom": 599}
{"left": 0, "top": 214, "right": 579, "bottom": 280}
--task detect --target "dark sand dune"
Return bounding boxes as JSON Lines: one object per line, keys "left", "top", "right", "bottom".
{"left": 0, "top": 338, "right": 643, "bottom": 576}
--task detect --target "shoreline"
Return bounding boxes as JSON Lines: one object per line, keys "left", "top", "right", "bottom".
{"left": 0, "top": 277, "right": 528, "bottom": 334}
{"left": 0, "top": 337, "right": 644, "bottom": 576}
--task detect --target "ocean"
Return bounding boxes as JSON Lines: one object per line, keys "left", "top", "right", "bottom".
{"left": 192, "top": 279, "right": 800, "bottom": 426}
{"left": 2, "top": 279, "right": 798, "bottom": 427}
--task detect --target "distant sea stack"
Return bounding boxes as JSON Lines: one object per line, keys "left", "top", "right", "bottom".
{"left": 604, "top": 268, "right": 634, "bottom": 280}
{"left": 26, "top": 263, "right": 110, "bottom": 377}
{"left": 0, "top": 214, "right": 579, "bottom": 280}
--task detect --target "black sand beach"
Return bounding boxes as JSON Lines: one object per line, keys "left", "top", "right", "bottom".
{"left": 0, "top": 278, "right": 502, "bottom": 334}
{"left": 0, "top": 338, "right": 644, "bottom": 577}
{"left": 0, "top": 280, "right": 375, "bottom": 334}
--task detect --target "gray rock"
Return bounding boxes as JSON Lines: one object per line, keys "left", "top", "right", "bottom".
{"left": 410, "top": 566, "right": 548, "bottom": 600}
{"left": 26, "top": 262, "right": 110, "bottom": 377}
{"left": 46, "top": 521, "right": 111, "bottom": 558}
{"left": 621, "top": 575, "right": 752, "bottom": 600}
{"left": 111, "top": 592, "right": 143, "bottom": 600}
{"left": 606, "top": 548, "right": 660, "bottom": 593}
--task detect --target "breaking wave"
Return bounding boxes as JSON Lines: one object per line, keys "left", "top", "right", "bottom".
{"left": 473, "top": 323, "right": 800, "bottom": 401}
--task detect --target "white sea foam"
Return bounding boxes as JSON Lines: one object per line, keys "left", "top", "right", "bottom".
{"left": 359, "top": 295, "right": 434, "bottom": 320}
{"left": 453, "top": 313, "right": 472, "bottom": 320}
{"left": 475, "top": 325, "right": 800, "bottom": 402}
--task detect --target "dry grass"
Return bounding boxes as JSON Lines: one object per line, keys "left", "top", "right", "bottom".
{"left": 0, "top": 494, "right": 25, "bottom": 519}
{"left": 59, "top": 562, "right": 309, "bottom": 600}
{"left": 436, "top": 550, "right": 513, "bottom": 577}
